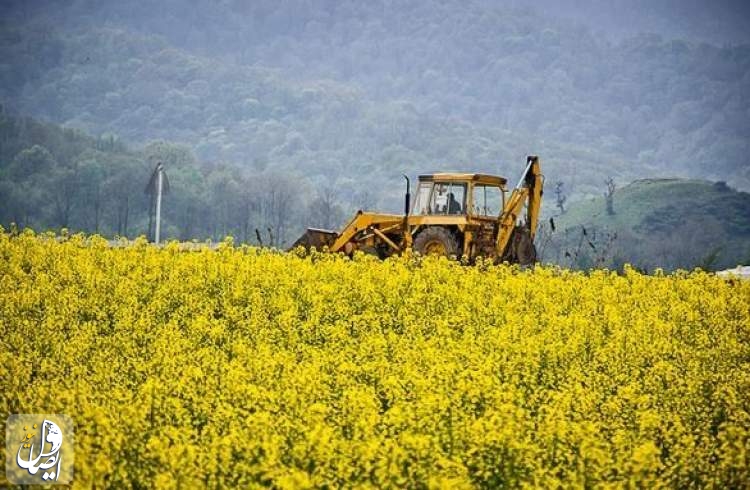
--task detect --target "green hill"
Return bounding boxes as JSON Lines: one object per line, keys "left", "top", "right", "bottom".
{"left": 1, "top": 1, "right": 749, "bottom": 194}
{"left": 542, "top": 179, "right": 750, "bottom": 271}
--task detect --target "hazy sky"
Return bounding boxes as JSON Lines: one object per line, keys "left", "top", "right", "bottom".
{"left": 2, "top": 0, "right": 750, "bottom": 46}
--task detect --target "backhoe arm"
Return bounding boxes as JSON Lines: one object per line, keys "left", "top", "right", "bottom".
{"left": 495, "top": 156, "right": 543, "bottom": 257}
{"left": 525, "top": 155, "right": 543, "bottom": 240}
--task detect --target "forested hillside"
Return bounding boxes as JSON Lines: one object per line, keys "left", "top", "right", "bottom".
{"left": 0, "top": 0, "right": 749, "bottom": 262}
{"left": 1, "top": 0, "right": 748, "bottom": 196}
{"left": 0, "top": 111, "right": 333, "bottom": 244}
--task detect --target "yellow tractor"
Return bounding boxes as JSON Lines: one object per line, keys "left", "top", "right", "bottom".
{"left": 292, "top": 155, "right": 543, "bottom": 264}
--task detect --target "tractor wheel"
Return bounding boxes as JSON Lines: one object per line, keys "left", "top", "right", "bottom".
{"left": 414, "top": 227, "right": 459, "bottom": 257}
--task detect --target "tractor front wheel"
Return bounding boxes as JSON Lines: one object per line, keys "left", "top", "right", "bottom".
{"left": 414, "top": 227, "right": 459, "bottom": 257}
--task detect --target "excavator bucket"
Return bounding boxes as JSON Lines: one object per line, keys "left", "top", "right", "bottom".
{"left": 289, "top": 228, "right": 339, "bottom": 250}
{"left": 501, "top": 225, "right": 537, "bottom": 265}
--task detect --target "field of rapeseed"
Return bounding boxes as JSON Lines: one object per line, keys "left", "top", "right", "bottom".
{"left": 1, "top": 229, "right": 749, "bottom": 488}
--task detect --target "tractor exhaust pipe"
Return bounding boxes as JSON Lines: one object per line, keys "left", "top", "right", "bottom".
{"left": 403, "top": 174, "right": 411, "bottom": 216}
{"left": 402, "top": 174, "right": 413, "bottom": 250}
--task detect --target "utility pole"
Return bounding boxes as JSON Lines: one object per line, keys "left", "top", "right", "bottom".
{"left": 155, "top": 163, "right": 163, "bottom": 244}
{"left": 145, "top": 161, "right": 169, "bottom": 243}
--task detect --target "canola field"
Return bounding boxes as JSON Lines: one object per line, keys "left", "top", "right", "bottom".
{"left": 1, "top": 230, "right": 749, "bottom": 488}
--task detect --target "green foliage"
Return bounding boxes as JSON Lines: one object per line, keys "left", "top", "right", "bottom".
{"left": 0, "top": 0, "right": 748, "bottom": 198}
{"left": 0, "top": 112, "right": 317, "bottom": 244}
{"left": 546, "top": 179, "right": 750, "bottom": 271}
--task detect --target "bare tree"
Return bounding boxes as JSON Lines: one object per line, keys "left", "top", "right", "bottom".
{"left": 116, "top": 195, "right": 129, "bottom": 237}
{"left": 308, "top": 186, "right": 344, "bottom": 230}
{"left": 560, "top": 225, "right": 619, "bottom": 269}
{"left": 259, "top": 172, "right": 301, "bottom": 247}
{"left": 593, "top": 230, "right": 618, "bottom": 268}
{"left": 240, "top": 191, "right": 258, "bottom": 244}
{"left": 554, "top": 181, "right": 567, "bottom": 214}
{"left": 50, "top": 165, "right": 79, "bottom": 229}
{"left": 534, "top": 219, "right": 556, "bottom": 263}
{"left": 604, "top": 177, "right": 616, "bottom": 215}
{"left": 353, "top": 189, "right": 376, "bottom": 211}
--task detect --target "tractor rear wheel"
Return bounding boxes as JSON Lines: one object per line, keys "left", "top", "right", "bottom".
{"left": 414, "top": 227, "right": 459, "bottom": 257}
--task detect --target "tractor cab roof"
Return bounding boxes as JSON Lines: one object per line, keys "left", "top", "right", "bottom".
{"left": 418, "top": 173, "right": 507, "bottom": 186}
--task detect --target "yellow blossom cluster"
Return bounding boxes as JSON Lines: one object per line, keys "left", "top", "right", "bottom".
{"left": 1, "top": 229, "right": 748, "bottom": 488}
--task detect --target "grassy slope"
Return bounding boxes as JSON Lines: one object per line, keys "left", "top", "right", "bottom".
{"left": 549, "top": 178, "right": 750, "bottom": 270}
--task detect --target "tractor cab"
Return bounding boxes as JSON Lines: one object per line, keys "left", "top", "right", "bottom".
{"left": 411, "top": 173, "right": 508, "bottom": 218}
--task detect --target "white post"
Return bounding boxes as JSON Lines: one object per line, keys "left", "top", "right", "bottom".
{"left": 155, "top": 164, "right": 163, "bottom": 245}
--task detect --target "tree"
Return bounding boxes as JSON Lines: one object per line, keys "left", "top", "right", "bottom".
{"left": 105, "top": 157, "right": 149, "bottom": 238}
{"left": 604, "top": 177, "right": 616, "bottom": 215}
{"left": 77, "top": 151, "right": 109, "bottom": 232}
{"left": 258, "top": 172, "right": 302, "bottom": 247}
{"left": 353, "top": 189, "right": 376, "bottom": 211}
{"left": 142, "top": 141, "right": 197, "bottom": 171}
{"left": 7, "top": 145, "right": 56, "bottom": 180}
{"left": 47, "top": 163, "right": 80, "bottom": 228}
{"left": 4, "top": 145, "right": 58, "bottom": 226}
{"left": 307, "top": 185, "right": 344, "bottom": 231}
{"left": 206, "top": 166, "right": 243, "bottom": 240}
{"left": 158, "top": 164, "right": 205, "bottom": 241}
{"left": 554, "top": 181, "right": 566, "bottom": 214}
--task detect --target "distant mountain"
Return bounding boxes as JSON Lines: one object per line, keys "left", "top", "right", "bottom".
{"left": 0, "top": 0, "right": 748, "bottom": 195}
{"left": 543, "top": 178, "right": 750, "bottom": 271}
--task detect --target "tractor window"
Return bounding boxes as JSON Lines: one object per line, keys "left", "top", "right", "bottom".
{"left": 430, "top": 182, "right": 466, "bottom": 215}
{"left": 473, "top": 185, "right": 503, "bottom": 216}
{"left": 412, "top": 182, "right": 433, "bottom": 215}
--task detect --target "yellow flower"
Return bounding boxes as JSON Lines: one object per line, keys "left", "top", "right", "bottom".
{"left": 0, "top": 230, "right": 748, "bottom": 488}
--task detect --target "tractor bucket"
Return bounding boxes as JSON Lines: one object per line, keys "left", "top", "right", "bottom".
{"left": 289, "top": 228, "right": 339, "bottom": 250}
